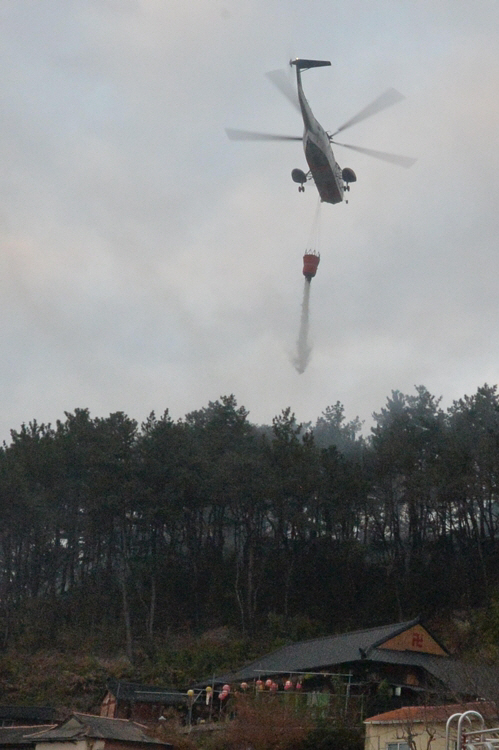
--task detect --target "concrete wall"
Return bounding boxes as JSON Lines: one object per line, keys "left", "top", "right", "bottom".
{"left": 365, "top": 720, "right": 452, "bottom": 750}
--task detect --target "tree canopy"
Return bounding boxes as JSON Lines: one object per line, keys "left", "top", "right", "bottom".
{"left": 1, "top": 385, "right": 499, "bottom": 656}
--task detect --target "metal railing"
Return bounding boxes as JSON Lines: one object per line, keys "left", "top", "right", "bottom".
{"left": 446, "top": 711, "right": 499, "bottom": 750}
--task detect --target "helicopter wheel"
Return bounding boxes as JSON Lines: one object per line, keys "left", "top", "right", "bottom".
{"left": 299, "top": 185, "right": 305, "bottom": 192}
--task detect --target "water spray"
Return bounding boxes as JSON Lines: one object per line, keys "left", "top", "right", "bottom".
{"left": 292, "top": 200, "right": 322, "bottom": 374}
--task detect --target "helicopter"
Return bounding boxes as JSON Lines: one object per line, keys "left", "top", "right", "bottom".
{"left": 226, "top": 58, "right": 416, "bottom": 205}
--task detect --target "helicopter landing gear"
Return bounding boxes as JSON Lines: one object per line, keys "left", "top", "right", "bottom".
{"left": 292, "top": 168, "right": 308, "bottom": 193}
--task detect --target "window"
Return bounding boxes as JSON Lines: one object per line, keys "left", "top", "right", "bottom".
{"left": 387, "top": 743, "right": 410, "bottom": 750}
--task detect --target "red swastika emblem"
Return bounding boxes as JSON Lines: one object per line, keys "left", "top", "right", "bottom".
{"left": 412, "top": 633, "right": 424, "bottom": 648}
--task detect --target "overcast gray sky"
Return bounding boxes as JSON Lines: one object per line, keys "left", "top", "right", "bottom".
{"left": 1, "top": 0, "right": 499, "bottom": 439}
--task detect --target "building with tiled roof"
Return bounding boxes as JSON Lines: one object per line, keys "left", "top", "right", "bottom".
{"left": 192, "top": 618, "right": 499, "bottom": 719}
{"left": 364, "top": 702, "right": 499, "bottom": 750}
{"left": 30, "top": 713, "right": 172, "bottom": 750}
{"left": 101, "top": 680, "right": 188, "bottom": 723}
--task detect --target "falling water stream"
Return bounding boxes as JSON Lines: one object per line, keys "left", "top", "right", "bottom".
{"left": 292, "top": 198, "right": 322, "bottom": 373}
{"left": 293, "top": 278, "right": 312, "bottom": 373}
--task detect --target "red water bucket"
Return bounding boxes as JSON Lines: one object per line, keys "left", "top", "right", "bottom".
{"left": 303, "top": 252, "right": 320, "bottom": 279}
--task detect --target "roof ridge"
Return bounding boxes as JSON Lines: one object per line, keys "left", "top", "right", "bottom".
{"left": 263, "top": 619, "right": 421, "bottom": 653}
{"left": 19, "top": 725, "right": 58, "bottom": 738}
{"left": 74, "top": 712, "right": 135, "bottom": 724}
{"left": 0, "top": 725, "right": 56, "bottom": 731}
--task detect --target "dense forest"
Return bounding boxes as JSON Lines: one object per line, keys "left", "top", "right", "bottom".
{"left": 1, "top": 384, "right": 499, "bottom": 663}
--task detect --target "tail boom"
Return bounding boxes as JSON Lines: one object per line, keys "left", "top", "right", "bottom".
{"left": 290, "top": 58, "right": 331, "bottom": 70}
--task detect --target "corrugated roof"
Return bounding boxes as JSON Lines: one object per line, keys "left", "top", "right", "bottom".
{"left": 0, "top": 708, "right": 56, "bottom": 723}
{"left": 106, "top": 679, "right": 187, "bottom": 706}
{"left": 33, "top": 714, "right": 171, "bottom": 746}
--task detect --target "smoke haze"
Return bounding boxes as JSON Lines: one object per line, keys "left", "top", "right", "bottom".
{"left": 1, "top": 2, "right": 499, "bottom": 439}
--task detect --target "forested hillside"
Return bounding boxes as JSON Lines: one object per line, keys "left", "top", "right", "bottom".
{"left": 1, "top": 384, "right": 499, "bottom": 663}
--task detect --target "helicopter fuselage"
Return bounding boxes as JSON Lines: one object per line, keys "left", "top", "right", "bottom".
{"left": 227, "top": 58, "right": 415, "bottom": 203}
{"left": 293, "top": 59, "right": 345, "bottom": 204}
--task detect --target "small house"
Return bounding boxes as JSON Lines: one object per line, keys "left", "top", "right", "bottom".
{"left": 101, "top": 680, "right": 187, "bottom": 723}
{"left": 29, "top": 713, "right": 172, "bottom": 750}
{"left": 364, "top": 702, "right": 498, "bottom": 750}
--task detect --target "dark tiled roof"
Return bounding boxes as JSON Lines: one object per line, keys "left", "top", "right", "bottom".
{"left": 194, "top": 619, "right": 424, "bottom": 686}
{"left": 106, "top": 679, "right": 187, "bottom": 706}
{"left": 33, "top": 714, "right": 171, "bottom": 746}
{"left": 365, "top": 649, "right": 499, "bottom": 698}
{"left": 0, "top": 726, "right": 56, "bottom": 746}
{"left": 192, "top": 618, "right": 499, "bottom": 700}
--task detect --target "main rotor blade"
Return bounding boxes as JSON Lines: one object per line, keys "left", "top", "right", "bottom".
{"left": 334, "top": 140, "right": 417, "bottom": 168}
{"left": 332, "top": 88, "right": 405, "bottom": 136}
{"left": 226, "top": 128, "right": 302, "bottom": 142}
{"left": 266, "top": 69, "right": 301, "bottom": 112}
